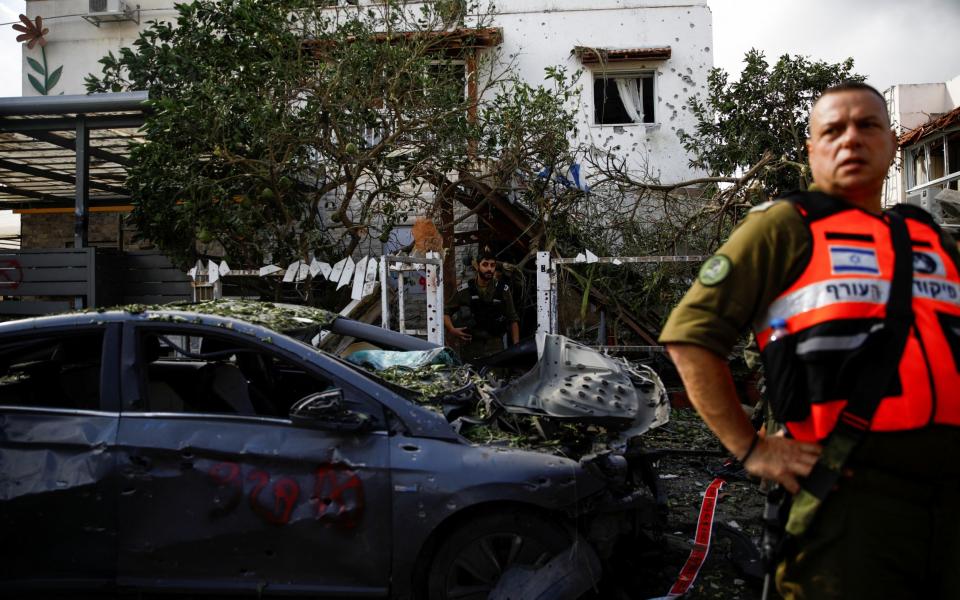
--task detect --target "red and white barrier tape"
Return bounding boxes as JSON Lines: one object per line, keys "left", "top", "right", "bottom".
{"left": 649, "top": 477, "right": 726, "bottom": 599}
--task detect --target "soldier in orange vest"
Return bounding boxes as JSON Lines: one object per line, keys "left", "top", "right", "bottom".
{"left": 660, "top": 82, "right": 960, "bottom": 598}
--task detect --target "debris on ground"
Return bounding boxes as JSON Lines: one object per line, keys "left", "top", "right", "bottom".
{"left": 637, "top": 408, "right": 765, "bottom": 600}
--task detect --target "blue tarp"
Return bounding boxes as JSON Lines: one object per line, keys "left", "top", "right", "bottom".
{"left": 345, "top": 347, "right": 461, "bottom": 370}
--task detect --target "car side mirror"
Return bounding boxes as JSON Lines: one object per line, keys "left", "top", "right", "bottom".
{"left": 289, "top": 389, "right": 371, "bottom": 432}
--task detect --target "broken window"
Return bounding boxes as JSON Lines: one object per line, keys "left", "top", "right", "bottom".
{"left": 910, "top": 146, "right": 928, "bottom": 188}
{"left": 0, "top": 330, "right": 104, "bottom": 410}
{"left": 930, "top": 138, "right": 946, "bottom": 181}
{"left": 908, "top": 132, "right": 960, "bottom": 190}
{"left": 593, "top": 72, "right": 655, "bottom": 125}
{"left": 948, "top": 131, "right": 960, "bottom": 176}
{"left": 134, "top": 330, "right": 336, "bottom": 418}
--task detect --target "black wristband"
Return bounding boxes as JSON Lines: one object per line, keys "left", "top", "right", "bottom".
{"left": 739, "top": 433, "right": 760, "bottom": 464}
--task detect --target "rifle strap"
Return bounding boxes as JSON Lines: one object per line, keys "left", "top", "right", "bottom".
{"left": 785, "top": 210, "right": 915, "bottom": 537}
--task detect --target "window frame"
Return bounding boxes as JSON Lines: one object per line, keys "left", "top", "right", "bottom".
{"left": 362, "top": 58, "right": 469, "bottom": 149}
{"left": 121, "top": 322, "right": 386, "bottom": 429}
{"left": 590, "top": 68, "right": 657, "bottom": 127}
{"left": 906, "top": 127, "right": 960, "bottom": 192}
{"left": 0, "top": 322, "right": 121, "bottom": 413}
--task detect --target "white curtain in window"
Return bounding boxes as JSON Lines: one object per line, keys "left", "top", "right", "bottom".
{"left": 615, "top": 77, "right": 644, "bottom": 123}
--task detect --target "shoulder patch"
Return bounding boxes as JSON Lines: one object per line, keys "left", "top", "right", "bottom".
{"left": 749, "top": 200, "right": 777, "bottom": 213}
{"left": 698, "top": 254, "right": 733, "bottom": 286}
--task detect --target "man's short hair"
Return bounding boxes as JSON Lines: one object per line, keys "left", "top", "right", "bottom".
{"left": 813, "top": 81, "right": 888, "bottom": 113}
{"left": 478, "top": 246, "right": 497, "bottom": 263}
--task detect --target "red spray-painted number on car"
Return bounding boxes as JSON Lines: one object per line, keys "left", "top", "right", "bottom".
{"left": 313, "top": 464, "right": 365, "bottom": 528}
{"left": 208, "top": 462, "right": 363, "bottom": 527}
{"left": 247, "top": 469, "right": 300, "bottom": 525}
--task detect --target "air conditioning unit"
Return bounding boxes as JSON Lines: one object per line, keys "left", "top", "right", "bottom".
{"left": 84, "top": 0, "right": 138, "bottom": 26}
{"left": 907, "top": 188, "right": 935, "bottom": 213}
{"left": 905, "top": 190, "right": 924, "bottom": 208}
{"left": 88, "top": 0, "right": 128, "bottom": 16}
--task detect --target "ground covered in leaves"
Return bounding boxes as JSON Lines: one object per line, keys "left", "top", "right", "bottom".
{"left": 637, "top": 408, "right": 766, "bottom": 600}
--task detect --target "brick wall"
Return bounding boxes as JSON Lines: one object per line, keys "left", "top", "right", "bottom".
{"left": 20, "top": 212, "right": 154, "bottom": 250}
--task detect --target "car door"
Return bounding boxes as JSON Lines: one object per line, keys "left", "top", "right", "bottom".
{"left": 115, "top": 322, "right": 392, "bottom": 596}
{"left": 0, "top": 322, "right": 121, "bottom": 590}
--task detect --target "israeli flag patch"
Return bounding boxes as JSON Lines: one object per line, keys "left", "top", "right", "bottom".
{"left": 829, "top": 246, "right": 880, "bottom": 275}
{"left": 912, "top": 251, "right": 946, "bottom": 277}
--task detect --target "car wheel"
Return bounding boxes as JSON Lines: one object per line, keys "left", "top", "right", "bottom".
{"left": 426, "top": 509, "right": 572, "bottom": 600}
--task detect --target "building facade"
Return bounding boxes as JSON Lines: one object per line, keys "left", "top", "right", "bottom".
{"left": 19, "top": 2, "right": 713, "bottom": 168}
{"left": 490, "top": 0, "right": 713, "bottom": 183}
{"left": 14, "top": 0, "right": 712, "bottom": 252}
{"left": 883, "top": 75, "right": 960, "bottom": 227}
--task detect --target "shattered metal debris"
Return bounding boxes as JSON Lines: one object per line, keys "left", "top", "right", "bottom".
{"left": 354, "top": 336, "right": 671, "bottom": 461}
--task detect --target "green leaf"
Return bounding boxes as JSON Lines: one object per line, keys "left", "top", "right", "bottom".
{"left": 28, "top": 74, "right": 47, "bottom": 96}
{"left": 27, "top": 57, "right": 45, "bottom": 76}
{"left": 45, "top": 66, "right": 63, "bottom": 92}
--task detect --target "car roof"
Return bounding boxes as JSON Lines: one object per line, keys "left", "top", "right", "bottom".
{"left": 0, "top": 299, "right": 332, "bottom": 338}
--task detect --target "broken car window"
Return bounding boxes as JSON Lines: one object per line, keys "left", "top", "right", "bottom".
{"left": 134, "top": 330, "right": 337, "bottom": 418}
{"left": 0, "top": 330, "right": 104, "bottom": 411}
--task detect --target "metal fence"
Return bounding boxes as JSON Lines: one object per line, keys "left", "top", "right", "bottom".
{"left": 0, "top": 248, "right": 191, "bottom": 317}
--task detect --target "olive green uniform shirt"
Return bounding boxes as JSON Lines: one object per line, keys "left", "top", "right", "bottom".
{"left": 659, "top": 200, "right": 810, "bottom": 356}
{"left": 445, "top": 277, "right": 518, "bottom": 360}
{"left": 444, "top": 277, "right": 519, "bottom": 331}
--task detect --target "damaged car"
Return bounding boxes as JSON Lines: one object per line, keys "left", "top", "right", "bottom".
{"left": 0, "top": 301, "right": 672, "bottom": 599}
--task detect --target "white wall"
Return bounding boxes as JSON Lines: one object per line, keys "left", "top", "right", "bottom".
{"left": 946, "top": 73, "right": 960, "bottom": 108}
{"left": 884, "top": 75, "right": 960, "bottom": 207}
{"left": 490, "top": 0, "right": 712, "bottom": 183}
{"left": 23, "top": 0, "right": 179, "bottom": 95}
{"left": 24, "top": 0, "right": 712, "bottom": 184}
{"left": 889, "top": 82, "right": 952, "bottom": 132}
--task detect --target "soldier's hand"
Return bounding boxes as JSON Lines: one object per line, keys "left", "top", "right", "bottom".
{"left": 450, "top": 326, "right": 472, "bottom": 342}
{"left": 743, "top": 433, "right": 821, "bottom": 495}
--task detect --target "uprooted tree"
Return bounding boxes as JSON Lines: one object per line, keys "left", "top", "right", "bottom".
{"left": 85, "top": 0, "right": 585, "bottom": 300}
{"left": 541, "top": 50, "right": 865, "bottom": 330}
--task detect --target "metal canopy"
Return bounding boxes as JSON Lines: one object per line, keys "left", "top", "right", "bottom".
{"left": 0, "top": 91, "right": 148, "bottom": 247}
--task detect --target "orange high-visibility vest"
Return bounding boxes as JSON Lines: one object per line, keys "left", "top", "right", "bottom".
{"left": 756, "top": 192, "right": 960, "bottom": 443}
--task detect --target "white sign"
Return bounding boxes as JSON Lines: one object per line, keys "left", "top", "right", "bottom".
{"left": 259, "top": 265, "right": 283, "bottom": 277}
{"left": 337, "top": 257, "right": 356, "bottom": 290}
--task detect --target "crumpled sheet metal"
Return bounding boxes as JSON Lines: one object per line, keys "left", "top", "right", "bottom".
{"left": 495, "top": 335, "right": 669, "bottom": 435}
{"left": 624, "top": 362, "right": 671, "bottom": 432}
{"left": 0, "top": 412, "right": 115, "bottom": 501}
